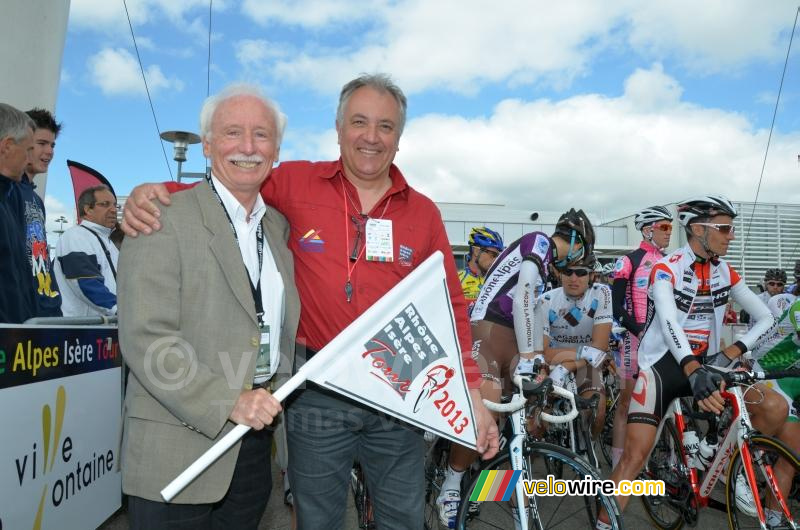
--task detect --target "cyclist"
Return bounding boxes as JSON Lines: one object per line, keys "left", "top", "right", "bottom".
{"left": 752, "top": 296, "right": 800, "bottom": 528}
{"left": 596, "top": 195, "right": 786, "bottom": 530}
{"left": 459, "top": 226, "right": 504, "bottom": 314}
{"left": 540, "top": 252, "right": 612, "bottom": 443}
{"left": 785, "top": 260, "right": 800, "bottom": 295}
{"left": 609, "top": 205, "right": 673, "bottom": 469}
{"left": 742, "top": 268, "right": 787, "bottom": 324}
{"left": 436, "top": 208, "right": 595, "bottom": 528}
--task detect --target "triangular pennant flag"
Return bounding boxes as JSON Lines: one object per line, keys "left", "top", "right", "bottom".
{"left": 305, "top": 251, "right": 478, "bottom": 449}
{"left": 66, "top": 160, "right": 117, "bottom": 221}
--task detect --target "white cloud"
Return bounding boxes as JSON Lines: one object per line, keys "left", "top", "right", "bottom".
{"left": 240, "top": 0, "right": 380, "bottom": 28}
{"left": 87, "top": 47, "right": 184, "bottom": 96}
{"left": 239, "top": 1, "right": 795, "bottom": 96}
{"left": 383, "top": 65, "right": 800, "bottom": 219}
{"left": 235, "top": 39, "right": 289, "bottom": 70}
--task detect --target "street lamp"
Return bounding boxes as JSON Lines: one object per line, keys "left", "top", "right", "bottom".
{"left": 54, "top": 215, "right": 69, "bottom": 236}
{"left": 160, "top": 130, "right": 205, "bottom": 182}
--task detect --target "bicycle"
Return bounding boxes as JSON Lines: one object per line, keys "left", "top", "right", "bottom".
{"left": 456, "top": 373, "right": 624, "bottom": 529}
{"left": 640, "top": 368, "right": 800, "bottom": 529}
{"left": 598, "top": 365, "right": 620, "bottom": 467}
{"left": 350, "top": 461, "right": 375, "bottom": 529}
{"left": 539, "top": 373, "right": 602, "bottom": 473}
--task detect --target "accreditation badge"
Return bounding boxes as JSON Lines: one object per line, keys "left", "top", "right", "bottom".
{"left": 254, "top": 323, "right": 271, "bottom": 379}
{"left": 365, "top": 218, "right": 394, "bottom": 262}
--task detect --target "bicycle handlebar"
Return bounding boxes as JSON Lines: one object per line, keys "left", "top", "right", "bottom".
{"left": 482, "top": 376, "right": 578, "bottom": 424}
{"left": 723, "top": 368, "right": 800, "bottom": 386}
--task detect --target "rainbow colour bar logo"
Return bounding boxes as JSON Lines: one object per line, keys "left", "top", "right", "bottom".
{"left": 468, "top": 470, "right": 522, "bottom": 502}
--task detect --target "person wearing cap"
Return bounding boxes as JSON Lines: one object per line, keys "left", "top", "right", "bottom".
{"left": 608, "top": 205, "right": 673, "bottom": 469}
{"left": 437, "top": 209, "right": 595, "bottom": 527}
{"left": 595, "top": 195, "right": 786, "bottom": 530}
{"left": 458, "top": 226, "right": 504, "bottom": 315}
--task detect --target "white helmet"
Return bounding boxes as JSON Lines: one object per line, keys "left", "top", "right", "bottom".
{"left": 634, "top": 206, "right": 673, "bottom": 231}
{"left": 602, "top": 262, "right": 616, "bottom": 276}
{"left": 677, "top": 195, "right": 738, "bottom": 227}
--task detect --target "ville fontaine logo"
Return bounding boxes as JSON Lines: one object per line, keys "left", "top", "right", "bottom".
{"left": 6, "top": 385, "right": 116, "bottom": 530}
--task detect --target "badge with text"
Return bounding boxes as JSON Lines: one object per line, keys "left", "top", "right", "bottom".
{"left": 365, "top": 218, "right": 394, "bottom": 262}
{"left": 254, "top": 323, "right": 270, "bottom": 381}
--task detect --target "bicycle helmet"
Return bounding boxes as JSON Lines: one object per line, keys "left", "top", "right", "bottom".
{"left": 676, "top": 195, "right": 738, "bottom": 227}
{"left": 554, "top": 208, "right": 595, "bottom": 253}
{"left": 602, "top": 262, "right": 616, "bottom": 276}
{"left": 468, "top": 226, "right": 504, "bottom": 251}
{"left": 764, "top": 268, "right": 787, "bottom": 284}
{"left": 634, "top": 206, "right": 673, "bottom": 231}
{"left": 577, "top": 252, "right": 598, "bottom": 270}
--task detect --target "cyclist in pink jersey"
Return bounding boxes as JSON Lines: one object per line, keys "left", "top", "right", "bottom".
{"left": 609, "top": 205, "right": 673, "bottom": 469}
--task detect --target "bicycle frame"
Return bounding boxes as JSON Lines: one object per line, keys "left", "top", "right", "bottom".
{"left": 487, "top": 378, "right": 577, "bottom": 529}
{"left": 651, "top": 384, "right": 796, "bottom": 526}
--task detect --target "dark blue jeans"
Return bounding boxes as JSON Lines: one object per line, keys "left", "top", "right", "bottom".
{"left": 287, "top": 386, "right": 425, "bottom": 530}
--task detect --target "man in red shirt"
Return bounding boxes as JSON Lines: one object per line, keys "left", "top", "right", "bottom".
{"left": 122, "top": 74, "right": 498, "bottom": 529}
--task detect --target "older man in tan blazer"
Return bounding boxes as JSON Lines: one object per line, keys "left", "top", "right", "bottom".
{"left": 118, "top": 84, "right": 300, "bottom": 529}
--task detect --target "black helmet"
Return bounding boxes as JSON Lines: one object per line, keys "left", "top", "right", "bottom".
{"left": 554, "top": 208, "right": 595, "bottom": 254}
{"left": 764, "top": 268, "right": 787, "bottom": 284}
{"left": 677, "top": 195, "right": 738, "bottom": 227}
{"left": 577, "top": 252, "right": 598, "bottom": 270}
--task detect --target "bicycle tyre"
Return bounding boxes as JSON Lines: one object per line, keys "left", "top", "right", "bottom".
{"left": 455, "top": 441, "right": 623, "bottom": 529}
{"left": 423, "top": 439, "right": 449, "bottom": 530}
{"left": 726, "top": 434, "right": 800, "bottom": 529}
{"left": 350, "top": 464, "right": 375, "bottom": 530}
{"left": 640, "top": 418, "right": 687, "bottom": 530}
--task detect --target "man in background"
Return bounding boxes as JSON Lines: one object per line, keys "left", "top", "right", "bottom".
{"left": 0, "top": 103, "right": 36, "bottom": 323}
{"left": 53, "top": 185, "right": 119, "bottom": 316}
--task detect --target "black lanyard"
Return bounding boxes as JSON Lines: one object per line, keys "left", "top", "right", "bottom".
{"left": 206, "top": 176, "right": 265, "bottom": 323}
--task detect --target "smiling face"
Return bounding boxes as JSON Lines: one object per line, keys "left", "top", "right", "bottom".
{"left": 202, "top": 94, "right": 279, "bottom": 198}
{"left": 336, "top": 86, "right": 401, "bottom": 186}
{"left": 26, "top": 128, "right": 56, "bottom": 175}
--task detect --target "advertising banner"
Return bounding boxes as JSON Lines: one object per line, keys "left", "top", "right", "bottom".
{"left": 0, "top": 326, "right": 122, "bottom": 530}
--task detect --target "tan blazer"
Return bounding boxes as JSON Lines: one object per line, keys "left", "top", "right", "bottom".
{"left": 117, "top": 181, "right": 300, "bottom": 503}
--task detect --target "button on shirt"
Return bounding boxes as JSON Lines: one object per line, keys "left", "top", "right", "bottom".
{"left": 211, "top": 174, "right": 285, "bottom": 381}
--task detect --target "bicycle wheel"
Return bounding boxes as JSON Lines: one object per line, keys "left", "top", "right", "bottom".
{"left": 599, "top": 390, "right": 618, "bottom": 467}
{"left": 350, "top": 464, "right": 375, "bottom": 530}
{"left": 456, "top": 441, "right": 623, "bottom": 529}
{"left": 726, "top": 434, "right": 800, "bottom": 529}
{"left": 639, "top": 418, "right": 688, "bottom": 530}
{"left": 423, "top": 439, "right": 449, "bottom": 530}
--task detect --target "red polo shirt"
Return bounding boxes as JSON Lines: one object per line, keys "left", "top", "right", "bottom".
{"left": 167, "top": 160, "right": 479, "bottom": 388}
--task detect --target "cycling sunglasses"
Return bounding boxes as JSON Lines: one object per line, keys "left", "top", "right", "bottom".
{"left": 766, "top": 281, "right": 785, "bottom": 288}
{"left": 560, "top": 267, "right": 591, "bottom": 278}
{"left": 650, "top": 223, "right": 672, "bottom": 232}
{"left": 694, "top": 222, "right": 735, "bottom": 235}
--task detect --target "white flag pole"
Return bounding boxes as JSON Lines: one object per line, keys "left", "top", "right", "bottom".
{"left": 161, "top": 362, "right": 313, "bottom": 501}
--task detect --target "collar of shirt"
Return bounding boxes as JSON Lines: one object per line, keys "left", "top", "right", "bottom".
{"left": 320, "top": 158, "right": 410, "bottom": 211}
{"left": 210, "top": 173, "right": 267, "bottom": 286}
{"left": 80, "top": 219, "right": 114, "bottom": 237}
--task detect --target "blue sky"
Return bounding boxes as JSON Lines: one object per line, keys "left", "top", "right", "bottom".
{"left": 44, "top": 0, "right": 800, "bottom": 234}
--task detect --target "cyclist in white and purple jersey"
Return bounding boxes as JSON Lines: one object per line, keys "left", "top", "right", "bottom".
{"left": 609, "top": 205, "right": 673, "bottom": 469}
{"left": 435, "top": 208, "right": 595, "bottom": 528}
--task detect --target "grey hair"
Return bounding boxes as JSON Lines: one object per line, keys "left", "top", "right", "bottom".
{"left": 0, "top": 103, "right": 35, "bottom": 143}
{"left": 336, "top": 73, "right": 407, "bottom": 135}
{"left": 78, "top": 185, "right": 112, "bottom": 218}
{"left": 199, "top": 83, "right": 288, "bottom": 146}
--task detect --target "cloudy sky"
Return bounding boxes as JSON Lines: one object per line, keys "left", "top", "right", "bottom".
{"left": 44, "top": 0, "right": 800, "bottom": 233}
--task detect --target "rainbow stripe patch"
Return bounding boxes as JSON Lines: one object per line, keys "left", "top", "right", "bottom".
{"left": 468, "top": 470, "right": 522, "bottom": 502}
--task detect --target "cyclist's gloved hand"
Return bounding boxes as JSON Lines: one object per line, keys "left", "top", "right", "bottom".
{"left": 578, "top": 345, "right": 608, "bottom": 368}
{"left": 688, "top": 366, "right": 723, "bottom": 401}
{"left": 515, "top": 354, "right": 544, "bottom": 376}
{"left": 549, "top": 364, "right": 571, "bottom": 389}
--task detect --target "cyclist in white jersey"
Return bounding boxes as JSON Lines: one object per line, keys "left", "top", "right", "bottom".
{"left": 436, "top": 209, "right": 595, "bottom": 528}
{"left": 595, "top": 195, "right": 786, "bottom": 530}
{"left": 540, "top": 252, "right": 613, "bottom": 437}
